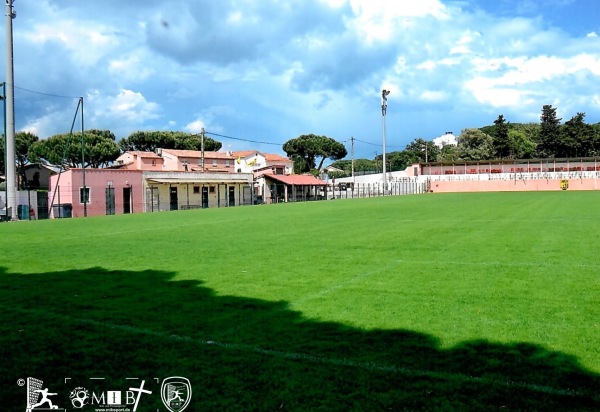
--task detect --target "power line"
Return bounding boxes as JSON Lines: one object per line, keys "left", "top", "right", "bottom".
{"left": 14, "top": 84, "right": 80, "bottom": 100}
{"left": 352, "top": 137, "right": 405, "bottom": 149}
{"left": 353, "top": 137, "right": 379, "bottom": 147}
{"left": 205, "top": 131, "right": 283, "bottom": 146}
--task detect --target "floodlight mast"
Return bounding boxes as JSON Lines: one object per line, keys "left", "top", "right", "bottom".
{"left": 381, "top": 89, "right": 390, "bottom": 195}
{"left": 4, "top": 0, "right": 16, "bottom": 220}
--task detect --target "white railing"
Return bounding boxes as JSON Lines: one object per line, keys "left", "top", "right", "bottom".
{"left": 427, "top": 171, "right": 600, "bottom": 182}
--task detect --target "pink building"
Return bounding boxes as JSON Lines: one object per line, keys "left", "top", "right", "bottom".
{"left": 158, "top": 149, "right": 236, "bottom": 173}
{"left": 49, "top": 149, "right": 255, "bottom": 218}
{"left": 49, "top": 168, "right": 143, "bottom": 218}
{"left": 113, "top": 151, "right": 164, "bottom": 171}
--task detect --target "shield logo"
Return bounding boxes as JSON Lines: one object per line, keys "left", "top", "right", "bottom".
{"left": 160, "top": 377, "right": 192, "bottom": 412}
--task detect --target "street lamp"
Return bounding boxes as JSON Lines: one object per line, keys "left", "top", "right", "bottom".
{"left": 381, "top": 89, "right": 390, "bottom": 195}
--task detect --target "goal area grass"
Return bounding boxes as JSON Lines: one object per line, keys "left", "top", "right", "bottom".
{"left": 1, "top": 191, "right": 599, "bottom": 410}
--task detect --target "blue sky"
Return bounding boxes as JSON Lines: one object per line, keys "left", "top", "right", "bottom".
{"left": 2, "top": 0, "right": 600, "bottom": 160}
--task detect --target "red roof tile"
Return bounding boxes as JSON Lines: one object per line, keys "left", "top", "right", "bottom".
{"left": 231, "top": 150, "right": 258, "bottom": 157}
{"left": 124, "top": 151, "right": 162, "bottom": 158}
{"left": 266, "top": 174, "right": 327, "bottom": 185}
{"left": 264, "top": 153, "right": 291, "bottom": 162}
{"left": 161, "top": 149, "right": 234, "bottom": 159}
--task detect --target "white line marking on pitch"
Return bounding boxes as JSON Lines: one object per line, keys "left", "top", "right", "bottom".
{"left": 291, "top": 262, "right": 398, "bottom": 306}
{"left": 395, "top": 259, "right": 600, "bottom": 269}
{"left": 11, "top": 306, "right": 597, "bottom": 400}
{"left": 290, "top": 258, "right": 600, "bottom": 308}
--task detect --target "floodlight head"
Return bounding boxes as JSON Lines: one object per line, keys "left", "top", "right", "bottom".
{"left": 382, "top": 89, "right": 390, "bottom": 98}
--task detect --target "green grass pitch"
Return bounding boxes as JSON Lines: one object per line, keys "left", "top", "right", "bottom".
{"left": 1, "top": 191, "right": 599, "bottom": 410}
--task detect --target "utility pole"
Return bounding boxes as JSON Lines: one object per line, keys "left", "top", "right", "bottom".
{"left": 351, "top": 136, "right": 355, "bottom": 187}
{"left": 1, "top": 81, "right": 5, "bottom": 213}
{"left": 80, "top": 97, "right": 87, "bottom": 217}
{"left": 200, "top": 127, "right": 205, "bottom": 171}
{"left": 5, "top": 0, "right": 16, "bottom": 219}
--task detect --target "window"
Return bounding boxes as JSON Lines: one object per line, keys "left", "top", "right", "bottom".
{"left": 80, "top": 187, "right": 90, "bottom": 204}
{"left": 225, "top": 160, "right": 230, "bottom": 167}
{"left": 209, "top": 186, "right": 216, "bottom": 193}
{"left": 152, "top": 160, "right": 156, "bottom": 166}
{"left": 212, "top": 159, "right": 217, "bottom": 167}
{"left": 275, "top": 167, "right": 284, "bottom": 175}
{"left": 193, "top": 186, "right": 200, "bottom": 194}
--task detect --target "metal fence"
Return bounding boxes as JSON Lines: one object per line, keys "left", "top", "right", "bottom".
{"left": 323, "top": 180, "right": 428, "bottom": 200}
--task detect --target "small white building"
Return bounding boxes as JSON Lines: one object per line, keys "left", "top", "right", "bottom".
{"left": 232, "top": 151, "right": 293, "bottom": 175}
{"left": 433, "top": 132, "right": 458, "bottom": 149}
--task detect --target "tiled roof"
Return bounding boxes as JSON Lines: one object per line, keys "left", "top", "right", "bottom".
{"left": 264, "top": 153, "right": 291, "bottom": 162}
{"left": 265, "top": 174, "right": 327, "bottom": 186}
{"left": 161, "top": 149, "right": 234, "bottom": 159}
{"left": 129, "top": 151, "right": 161, "bottom": 158}
{"left": 230, "top": 150, "right": 291, "bottom": 162}
{"left": 232, "top": 150, "right": 258, "bottom": 158}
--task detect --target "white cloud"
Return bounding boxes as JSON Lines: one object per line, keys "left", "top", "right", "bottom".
{"left": 347, "top": 0, "right": 448, "bottom": 43}
{"left": 104, "top": 90, "right": 161, "bottom": 121}
{"left": 184, "top": 120, "right": 205, "bottom": 134}
{"left": 420, "top": 90, "right": 448, "bottom": 102}
{"left": 108, "top": 54, "right": 156, "bottom": 83}
{"left": 77, "top": 90, "right": 163, "bottom": 137}
{"left": 23, "top": 21, "right": 117, "bottom": 65}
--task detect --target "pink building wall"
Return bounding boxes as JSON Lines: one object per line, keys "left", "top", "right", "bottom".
{"left": 160, "top": 149, "right": 236, "bottom": 172}
{"left": 49, "top": 169, "right": 144, "bottom": 218}
{"left": 115, "top": 152, "right": 164, "bottom": 171}
{"left": 431, "top": 178, "right": 599, "bottom": 193}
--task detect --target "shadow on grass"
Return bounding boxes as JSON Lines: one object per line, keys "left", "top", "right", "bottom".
{"left": 1, "top": 266, "right": 598, "bottom": 411}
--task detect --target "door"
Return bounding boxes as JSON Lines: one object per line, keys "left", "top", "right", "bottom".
{"left": 202, "top": 187, "right": 209, "bottom": 209}
{"left": 228, "top": 186, "right": 235, "bottom": 207}
{"left": 37, "top": 191, "right": 49, "bottom": 219}
{"left": 123, "top": 187, "right": 131, "bottom": 214}
{"left": 170, "top": 186, "right": 179, "bottom": 210}
{"left": 106, "top": 187, "right": 115, "bottom": 215}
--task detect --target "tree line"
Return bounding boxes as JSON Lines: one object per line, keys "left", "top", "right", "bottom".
{"left": 330, "top": 105, "right": 600, "bottom": 177}
{"left": 0, "top": 130, "right": 222, "bottom": 189}
{"left": 2, "top": 104, "right": 599, "bottom": 187}
{"left": 0, "top": 130, "right": 348, "bottom": 184}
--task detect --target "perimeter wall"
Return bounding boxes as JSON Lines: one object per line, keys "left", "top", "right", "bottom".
{"left": 428, "top": 173, "right": 599, "bottom": 193}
